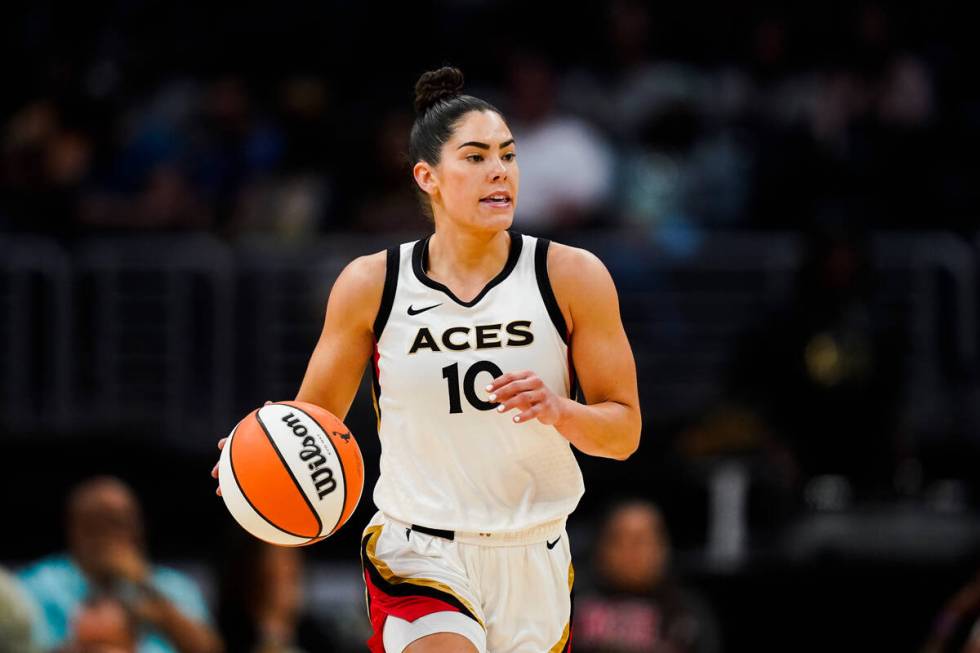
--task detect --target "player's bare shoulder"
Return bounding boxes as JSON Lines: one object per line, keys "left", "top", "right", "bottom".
{"left": 326, "top": 250, "right": 388, "bottom": 330}
{"left": 546, "top": 241, "right": 609, "bottom": 282}
{"left": 545, "top": 241, "right": 619, "bottom": 334}
{"left": 339, "top": 250, "right": 387, "bottom": 290}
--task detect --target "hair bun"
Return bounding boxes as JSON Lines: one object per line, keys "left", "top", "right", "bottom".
{"left": 414, "top": 67, "right": 465, "bottom": 115}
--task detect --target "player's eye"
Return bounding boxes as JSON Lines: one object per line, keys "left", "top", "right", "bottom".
{"left": 502, "top": 152, "right": 516, "bottom": 161}
{"left": 467, "top": 154, "right": 484, "bottom": 162}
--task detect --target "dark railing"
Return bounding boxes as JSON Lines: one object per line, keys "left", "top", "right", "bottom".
{"left": 1, "top": 231, "right": 975, "bottom": 450}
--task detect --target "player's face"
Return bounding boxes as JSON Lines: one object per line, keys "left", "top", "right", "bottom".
{"left": 426, "top": 110, "right": 519, "bottom": 233}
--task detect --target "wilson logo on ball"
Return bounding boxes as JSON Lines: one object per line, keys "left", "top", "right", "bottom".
{"left": 282, "top": 412, "right": 337, "bottom": 499}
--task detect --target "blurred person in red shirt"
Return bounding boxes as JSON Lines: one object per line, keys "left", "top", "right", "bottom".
{"left": 574, "top": 500, "right": 720, "bottom": 653}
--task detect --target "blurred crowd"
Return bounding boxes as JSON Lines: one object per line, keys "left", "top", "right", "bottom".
{"left": 1, "top": 477, "right": 334, "bottom": 653}
{"left": 0, "top": 478, "right": 724, "bottom": 653}
{"left": 5, "top": 478, "right": 980, "bottom": 652}
{"left": 1, "top": 1, "right": 976, "bottom": 240}
{"left": 3, "top": 1, "right": 980, "bottom": 651}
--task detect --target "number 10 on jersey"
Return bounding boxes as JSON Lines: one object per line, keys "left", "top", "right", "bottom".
{"left": 441, "top": 361, "right": 504, "bottom": 414}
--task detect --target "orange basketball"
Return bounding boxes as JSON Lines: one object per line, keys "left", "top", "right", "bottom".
{"left": 218, "top": 401, "right": 364, "bottom": 546}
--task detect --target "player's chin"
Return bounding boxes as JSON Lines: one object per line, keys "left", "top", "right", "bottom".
{"left": 475, "top": 208, "right": 514, "bottom": 231}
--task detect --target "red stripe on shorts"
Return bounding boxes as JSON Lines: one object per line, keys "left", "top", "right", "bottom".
{"left": 364, "top": 568, "right": 467, "bottom": 652}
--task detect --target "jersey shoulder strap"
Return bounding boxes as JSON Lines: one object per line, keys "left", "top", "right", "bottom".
{"left": 372, "top": 245, "right": 401, "bottom": 340}
{"left": 532, "top": 237, "right": 569, "bottom": 345}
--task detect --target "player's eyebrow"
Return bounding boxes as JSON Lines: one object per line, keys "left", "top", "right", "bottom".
{"left": 457, "top": 138, "right": 516, "bottom": 150}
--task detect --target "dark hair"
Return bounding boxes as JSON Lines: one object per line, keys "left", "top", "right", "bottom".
{"left": 409, "top": 66, "right": 502, "bottom": 167}
{"left": 408, "top": 67, "right": 503, "bottom": 220}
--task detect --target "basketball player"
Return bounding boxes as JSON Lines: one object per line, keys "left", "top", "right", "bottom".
{"left": 213, "top": 66, "right": 640, "bottom": 653}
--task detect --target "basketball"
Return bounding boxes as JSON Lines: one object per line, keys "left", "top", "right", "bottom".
{"left": 218, "top": 401, "right": 364, "bottom": 546}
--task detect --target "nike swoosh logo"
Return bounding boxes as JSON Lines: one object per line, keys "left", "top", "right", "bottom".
{"left": 546, "top": 536, "right": 561, "bottom": 550}
{"left": 407, "top": 303, "right": 442, "bottom": 316}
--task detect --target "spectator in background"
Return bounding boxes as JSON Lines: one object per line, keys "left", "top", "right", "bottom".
{"left": 559, "top": 0, "right": 663, "bottom": 139}
{"left": 728, "top": 224, "right": 904, "bottom": 496}
{"left": 0, "top": 99, "right": 94, "bottom": 238}
{"left": 559, "top": 0, "right": 752, "bottom": 243}
{"left": 504, "top": 52, "right": 613, "bottom": 231}
{"left": 1, "top": 566, "right": 38, "bottom": 653}
{"left": 574, "top": 500, "right": 721, "bottom": 653}
{"left": 230, "top": 76, "right": 335, "bottom": 238}
{"left": 67, "top": 595, "right": 136, "bottom": 653}
{"left": 617, "top": 98, "right": 752, "bottom": 252}
{"left": 865, "top": 53, "right": 943, "bottom": 229}
{"left": 187, "top": 76, "right": 283, "bottom": 231}
{"left": 217, "top": 535, "right": 336, "bottom": 653}
{"left": 17, "top": 477, "right": 222, "bottom": 653}
{"left": 76, "top": 80, "right": 213, "bottom": 233}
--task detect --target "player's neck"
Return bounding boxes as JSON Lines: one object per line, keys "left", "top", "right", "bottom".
{"left": 426, "top": 228, "right": 511, "bottom": 292}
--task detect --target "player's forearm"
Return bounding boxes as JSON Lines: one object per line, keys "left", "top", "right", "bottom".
{"left": 553, "top": 397, "right": 640, "bottom": 460}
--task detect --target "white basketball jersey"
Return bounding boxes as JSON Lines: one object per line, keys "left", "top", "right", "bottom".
{"left": 369, "top": 232, "right": 585, "bottom": 532}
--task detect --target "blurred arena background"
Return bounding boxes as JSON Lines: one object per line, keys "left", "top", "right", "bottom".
{"left": 2, "top": 1, "right": 980, "bottom": 651}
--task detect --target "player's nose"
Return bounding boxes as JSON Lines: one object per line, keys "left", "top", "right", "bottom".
{"left": 489, "top": 158, "right": 507, "bottom": 181}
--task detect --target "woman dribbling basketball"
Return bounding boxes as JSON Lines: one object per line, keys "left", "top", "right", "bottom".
{"left": 215, "top": 66, "right": 641, "bottom": 653}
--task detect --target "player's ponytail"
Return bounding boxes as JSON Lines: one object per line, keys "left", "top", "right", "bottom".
{"left": 408, "top": 66, "right": 503, "bottom": 168}
{"left": 414, "top": 66, "right": 465, "bottom": 115}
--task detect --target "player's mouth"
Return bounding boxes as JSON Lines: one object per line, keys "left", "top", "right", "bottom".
{"left": 479, "top": 192, "right": 512, "bottom": 208}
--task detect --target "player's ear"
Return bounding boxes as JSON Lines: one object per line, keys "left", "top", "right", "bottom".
{"left": 413, "top": 161, "right": 437, "bottom": 196}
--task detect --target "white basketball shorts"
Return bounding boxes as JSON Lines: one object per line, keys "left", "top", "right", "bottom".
{"left": 360, "top": 511, "right": 574, "bottom": 653}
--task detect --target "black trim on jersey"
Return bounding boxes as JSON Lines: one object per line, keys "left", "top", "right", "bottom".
{"left": 372, "top": 246, "right": 400, "bottom": 340}
{"left": 360, "top": 531, "right": 481, "bottom": 625}
{"left": 534, "top": 238, "right": 569, "bottom": 345}
{"left": 412, "top": 231, "right": 523, "bottom": 307}
{"left": 568, "top": 348, "right": 585, "bottom": 403}
{"left": 570, "top": 376, "right": 584, "bottom": 403}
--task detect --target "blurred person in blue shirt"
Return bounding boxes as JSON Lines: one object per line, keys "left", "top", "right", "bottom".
{"left": 17, "top": 477, "right": 222, "bottom": 653}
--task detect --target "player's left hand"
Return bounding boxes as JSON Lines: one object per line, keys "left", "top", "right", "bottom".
{"left": 487, "top": 370, "right": 566, "bottom": 426}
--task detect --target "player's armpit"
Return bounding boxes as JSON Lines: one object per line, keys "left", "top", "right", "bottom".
{"left": 295, "top": 251, "right": 387, "bottom": 420}
{"left": 547, "top": 244, "right": 641, "bottom": 460}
